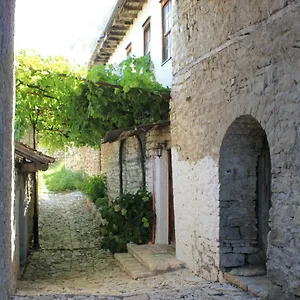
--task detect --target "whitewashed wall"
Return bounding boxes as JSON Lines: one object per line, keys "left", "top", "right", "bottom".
{"left": 108, "top": 0, "right": 172, "bottom": 87}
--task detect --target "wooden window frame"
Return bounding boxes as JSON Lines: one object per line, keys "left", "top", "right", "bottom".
{"left": 161, "top": 0, "right": 172, "bottom": 63}
{"left": 143, "top": 17, "right": 151, "bottom": 56}
{"left": 126, "top": 43, "right": 132, "bottom": 57}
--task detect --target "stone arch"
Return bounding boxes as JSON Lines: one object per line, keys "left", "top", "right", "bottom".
{"left": 219, "top": 115, "right": 271, "bottom": 270}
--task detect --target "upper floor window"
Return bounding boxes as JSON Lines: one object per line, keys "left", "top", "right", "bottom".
{"left": 143, "top": 17, "right": 151, "bottom": 55}
{"left": 162, "top": 0, "right": 172, "bottom": 62}
{"left": 126, "top": 43, "right": 132, "bottom": 57}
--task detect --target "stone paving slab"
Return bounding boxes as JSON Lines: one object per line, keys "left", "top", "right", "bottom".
{"left": 13, "top": 191, "right": 258, "bottom": 300}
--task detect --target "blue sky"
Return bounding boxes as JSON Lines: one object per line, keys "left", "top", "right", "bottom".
{"left": 15, "top": 0, "right": 117, "bottom": 65}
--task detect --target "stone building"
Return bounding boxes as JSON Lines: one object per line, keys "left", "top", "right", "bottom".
{"left": 171, "top": 1, "right": 300, "bottom": 298}
{"left": 0, "top": 0, "right": 16, "bottom": 298}
{"left": 101, "top": 122, "right": 174, "bottom": 244}
{"left": 14, "top": 142, "right": 54, "bottom": 277}
{"left": 90, "top": 0, "right": 175, "bottom": 245}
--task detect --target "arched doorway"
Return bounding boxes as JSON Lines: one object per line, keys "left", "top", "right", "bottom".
{"left": 219, "top": 115, "right": 271, "bottom": 270}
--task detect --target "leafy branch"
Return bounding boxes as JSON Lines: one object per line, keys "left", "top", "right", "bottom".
{"left": 15, "top": 50, "right": 170, "bottom": 149}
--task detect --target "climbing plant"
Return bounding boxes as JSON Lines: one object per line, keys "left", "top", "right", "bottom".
{"left": 15, "top": 51, "right": 170, "bottom": 149}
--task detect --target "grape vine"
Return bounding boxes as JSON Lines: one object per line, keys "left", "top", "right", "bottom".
{"left": 15, "top": 51, "right": 170, "bottom": 149}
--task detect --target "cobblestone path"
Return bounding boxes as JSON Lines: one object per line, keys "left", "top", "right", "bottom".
{"left": 13, "top": 191, "right": 258, "bottom": 300}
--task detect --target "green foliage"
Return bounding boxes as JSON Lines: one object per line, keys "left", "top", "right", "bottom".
{"left": 43, "top": 165, "right": 86, "bottom": 192}
{"left": 15, "top": 51, "right": 170, "bottom": 149}
{"left": 69, "top": 55, "right": 170, "bottom": 146}
{"left": 15, "top": 50, "right": 84, "bottom": 149}
{"left": 98, "top": 189, "right": 153, "bottom": 253}
{"left": 83, "top": 175, "right": 107, "bottom": 203}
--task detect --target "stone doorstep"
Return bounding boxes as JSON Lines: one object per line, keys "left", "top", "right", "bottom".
{"left": 114, "top": 253, "right": 155, "bottom": 279}
{"left": 127, "top": 243, "right": 185, "bottom": 272}
{"left": 224, "top": 272, "right": 273, "bottom": 299}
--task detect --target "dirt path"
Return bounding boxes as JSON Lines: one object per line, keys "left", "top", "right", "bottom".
{"left": 13, "top": 191, "right": 257, "bottom": 300}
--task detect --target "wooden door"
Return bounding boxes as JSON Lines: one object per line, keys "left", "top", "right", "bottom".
{"left": 168, "top": 150, "right": 175, "bottom": 244}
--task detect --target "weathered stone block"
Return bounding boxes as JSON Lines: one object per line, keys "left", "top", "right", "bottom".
{"left": 269, "top": 230, "right": 288, "bottom": 247}
{"left": 240, "top": 225, "right": 257, "bottom": 240}
{"left": 290, "top": 281, "right": 300, "bottom": 296}
{"left": 219, "top": 246, "right": 233, "bottom": 254}
{"left": 233, "top": 246, "right": 259, "bottom": 254}
{"left": 221, "top": 227, "right": 241, "bottom": 240}
{"left": 245, "top": 252, "right": 264, "bottom": 265}
{"left": 220, "top": 253, "right": 245, "bottom": 268}
{"left": 228, "top": 217, "right": 256, "bottom": 227}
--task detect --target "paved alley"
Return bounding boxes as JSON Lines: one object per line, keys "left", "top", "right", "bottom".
{"left": 13, "top": 191, "right": 258, "bottom": 300}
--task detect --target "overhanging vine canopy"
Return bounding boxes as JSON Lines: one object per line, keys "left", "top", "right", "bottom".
{"left": 15, "top": 51, "right": 170, "bottom": 148}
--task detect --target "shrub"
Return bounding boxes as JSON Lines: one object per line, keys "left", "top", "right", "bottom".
{"left": 99, "top": 189, "right": 153, "bottom": 253}
{"left": 44, "top": 166, "right": 87, "bottom": 192}
{"left": 83, "top": 175, "right": 107, "bottom": 203}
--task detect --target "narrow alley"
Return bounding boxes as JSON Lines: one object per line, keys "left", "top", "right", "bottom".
{"left": 11, "top": 190, "right": 258, "bottom": 299}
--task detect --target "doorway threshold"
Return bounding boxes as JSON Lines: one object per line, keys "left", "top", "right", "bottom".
{"left": 223, "top": 268, "right": 273, "bottom": 299}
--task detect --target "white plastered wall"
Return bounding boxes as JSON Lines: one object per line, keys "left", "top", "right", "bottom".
{"left": 108, "top": 0, "right": 172, "bottom": 87}
{"left": 154, "top": 150, "right": 169, "bottom": 244}
{"left": 172, "top": 148, "right": 221, "bottom": 281}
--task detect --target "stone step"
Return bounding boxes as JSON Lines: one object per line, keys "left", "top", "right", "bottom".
{"left": 224, "top": 273, "right": 273, "bottom": 299}
{"left": 114, "top": 253, "right": 155, "bottom": 280}
{"left": 127, "top": 243, "right": 185, "bottom": 273}
{"left": 227, "top": 265, "right": 266, "bottom": 277}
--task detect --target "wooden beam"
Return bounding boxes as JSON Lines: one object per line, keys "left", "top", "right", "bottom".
{"left": 16, "top": 162, "right": 49, "bottom": 173}
{"left": 109, "top": 31, "right": 126, "bottom": 36}
{"left": 123, "top": 5, "right": 143, "bottom": 10}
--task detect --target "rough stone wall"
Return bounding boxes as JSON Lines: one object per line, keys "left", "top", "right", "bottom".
{"left": 101, "top": 125, "right": 171, "bottom": 199}
{"left": 101, "top": 141, "right": 121, "bottom": 199}
{"left": 65, "top": 146, "right": 101, "bottom": 176}
{"left": 121, "top": 136, "right": 144, "bottom": 194}
{"left": 171, "top": 0, "right": 300, "bottom": 297}
{"left": 219, "top": 116, "right": 266, "bottom": 268}
{"left": 0, "top": 0, "right": 16, "bottom": 297}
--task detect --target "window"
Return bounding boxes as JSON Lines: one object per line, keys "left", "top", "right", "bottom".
{"left": 162, "top": 0, "right": 172, "bottom": 62}
{"left": 143, "top": 17, "right": 151, "bottom": 55}
{"left": 126, "top": 43, "right": 132, "bottom": 57}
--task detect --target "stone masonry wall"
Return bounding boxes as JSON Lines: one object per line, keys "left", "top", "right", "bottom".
{"left": 101, "top": 141, "right": 121, "bottom": 199}
{"left": 0, "top": 0, "right": 16, "bottom": 297}
{"left": 121, "top": 136, "right": 144, "bottom": 194}
{"left": 171, "top": 0, "right": 300, "bottom": 298}
{"left": 219, "top": 116, "right": 267, "bottom": 268}
{"left": 101, "top": 125, "right": 171, "bottom": 199}
{"left": 65, "top": 146, "right": 101, "bottom": 176}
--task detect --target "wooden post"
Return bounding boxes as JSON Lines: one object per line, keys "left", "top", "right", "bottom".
{"left": 32, "top": 122, "right": 39, "bottom": 249}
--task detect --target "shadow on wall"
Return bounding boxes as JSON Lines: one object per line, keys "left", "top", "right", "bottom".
{"left": 219, "top": 115, "right": 271, "bottom": 270}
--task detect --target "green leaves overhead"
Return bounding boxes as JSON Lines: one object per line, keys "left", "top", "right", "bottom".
{"left": 15, "top": 51, "right": 170, "bottom": 149}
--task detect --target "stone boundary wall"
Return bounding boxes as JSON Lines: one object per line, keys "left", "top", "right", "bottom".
{"left": 65, "top": 146, "right": 101, "bottom": 176}
{"left": 171, "top": 1, "right": 300, "bottom": 298}
{"left": 101, "top": 125, "right": 171, "bottom": 200}
{"left": 101, "top": 141, "right": 121, "bottom": 200}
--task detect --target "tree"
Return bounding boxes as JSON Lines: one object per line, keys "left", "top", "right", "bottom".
{"left": 15, "top": 50, "right": 83, "bottom": 148}
{"left": 15, "top": 51, "right": 170, "bottom": 149}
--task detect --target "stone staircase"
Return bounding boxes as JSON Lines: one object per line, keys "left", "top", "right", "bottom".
{"left": 114, "top": 243, "right": 185, "bottom": 279}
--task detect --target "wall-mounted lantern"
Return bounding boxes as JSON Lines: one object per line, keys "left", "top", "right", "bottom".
{"left": 155, "top": 144, "right": 163, "bottom": 158}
